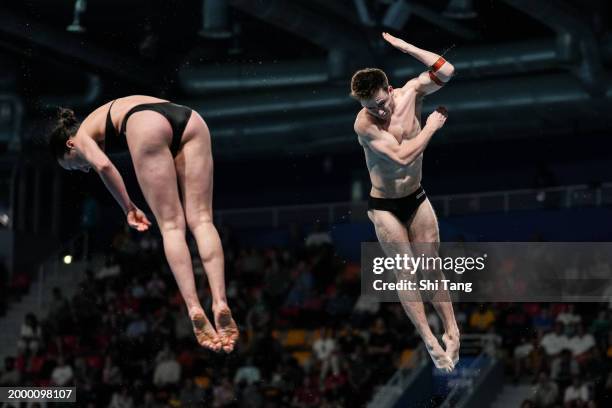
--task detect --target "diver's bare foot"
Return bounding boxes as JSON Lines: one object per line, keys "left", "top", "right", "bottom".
{"left": 213, "top": 305, "right": 239, "bottom": 353}
{"left": 190, "top": 310, "right": 222, "bottom": 352}
{"left": 443, "top": 332, "right": 460, "bottom": 366}
{"left": 425, "top": 337, "right": 454, "bottom": 373}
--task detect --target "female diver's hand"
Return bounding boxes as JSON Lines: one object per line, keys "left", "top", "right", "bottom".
{"left": 127, "top": 207, "right": 152, "bottom": 232}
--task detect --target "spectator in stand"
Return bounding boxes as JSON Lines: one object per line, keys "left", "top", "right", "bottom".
{"left": 139, "top": 229, "right": 161, "bottom": 254}
{"left": 557, "top": 304, "right": 581, "bottom": 326}
{"left": 51, "top": 356, "right": 74, "bottom": 386}
{"left": 285, "top": 261, "right": 314, "bottom": 309}
{"left": 501, "top": 304, "right": 529, "bottom": 346}
{"left": 0, "top": 357, "right": 20, "bottom": 386}
{"left": 514, "top": 336, "right": 539, "bottom": 379}
{"left": 338, "top": 322, "right": 365, "bottom": 357}
{"left": 551, "top": 349, "right": 580, "bottom": 389}
{"left": 179, "top": 378, "right": 206, "bottom": 407}
{"left": 142, "top": 390, "right": 163, "bottom": 408}
{"left": 17, "top": 313, "right": 42, "bottom": 354}
{"left": 292, "top": 376, "right": 321, "bottom": 407}
{"left": 541, "top": 323, "right": 570, "bottom": 357}
{"left": 108, "top": 386, "right": 134, "bottom": 408}
{"left": 589, "top": 310, "right": 610, "bottom": 345}
{"left": 313, "top": 327, "right": 340, "bottom": 381}
{"left": 469, "top": 304, "right": 496, "bottom": 332}
{"left": 125, "top": 311, "right": 148, "bottom": 339}
{"left": 583, "top": 346, "right": 608, "bottom": 404}
{"left": 563, "top": 376, "right": 589, "bottom": 408}
{"left": 483, "top": 326, "right": 503, "bottom": 358}
{"left": 153, "top": 350, "right": 181, "bottom": 388}
{"left": 251, "top": 328, "right": 284, "bottom": 378}
{"left": 130, "top": 276, "right": 146, "bottom": 299}
{"left": 531, "top": 371, "right": 559, "bottom": 408}
{"left": 352, "top": 294, "right": 380, "bottom": 328}
{"left": 234, "top": 356, "right": 261, "bottom": 386}
{"left": 173, "top": 307, "right": 194, "bottom": 341}
{"left": 150, "top": 305, "right": 175, "bottom": 341}
{"left": 598, "top": 372, "right": 612, "bottom": 406}
{"left": 96, "top": 256, "right": 121, "bottom": 280}
{"left": 568, "top": 323, "right": 596, "bottom": 363}
{"left": 147, "top": 271, "right": 167, "bottom": 299}
{"left": 240, "top": 382, "right": 264, "bottom": 408}
{"left": 305, "top": 223, "right": 332, "bottom": 248}
{"left": 345, "top": 344, "right": 371, "bottom": 405}
{"left": 367, "top": 318, "right": 395, "bottom": 380}
{"left": 102, "top": 355, "right": 122, "bottom": 387}
{"left": 246, "top": 291, "right": 271, "bottom": 336}
{"left": 532, "top": 308, "right": 555, "bottom": 334}
{"left": 24, "top": 348, "right": 50, "bottom": 382}
{"left": 239, "top": 249, "right": 264, "bottom": 277}
{"left": 72, "top": 356, "right": 90, "bottom": 385}
{"left": 213, "top": 376, "right": 235, "bottom": 408}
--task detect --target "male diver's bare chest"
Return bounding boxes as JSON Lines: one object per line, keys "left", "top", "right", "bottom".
{"left": 383, "top": 114, "right": 421, "bottom": 144}
{"left": 384, "top": 92, "right": 421, "bottom": 142}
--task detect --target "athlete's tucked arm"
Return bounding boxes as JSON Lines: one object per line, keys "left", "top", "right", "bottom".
{"left": 75, "top": 133, "right": 151, "bottom": 231}
{"left": 355, "top": 107, "right": 448, "bottom": 166}
{"left": 382, "top": 32, "right": 455, "bottom": 95}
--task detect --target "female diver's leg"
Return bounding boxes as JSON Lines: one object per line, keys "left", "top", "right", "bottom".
{"left": 125, "top": 111, "right": 222, "bottom": 352}
{"left": 175, "top": 114, "right": 239, "bottom": 353}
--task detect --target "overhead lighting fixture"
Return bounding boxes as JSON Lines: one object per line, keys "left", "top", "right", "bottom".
{"left": 353, "top": 0, "right": 375, "bottom": 27}
{"left": 63, "top": 255, "right": 73, "bottom": 265}
{"left": 443, "top": 0, "right": 477, "bottom": 19}
{"left": 199, "top": 0, "right": 233, "bottom": 39}
{"left": 382, "top": 0, "right": 412, "bottom": 30}
{"left": 66, "top": 0, "right": 87, "bottom": 32}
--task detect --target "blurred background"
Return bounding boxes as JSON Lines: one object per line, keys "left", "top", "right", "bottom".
{"left": 0, "top": 0, "right": 611, "bottom": 407}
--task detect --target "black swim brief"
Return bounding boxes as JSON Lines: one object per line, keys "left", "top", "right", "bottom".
{"left": 368, "top": 185, "right": 427, "bottom": 223}
{"left": 105, "top": 100, "right": 192, "bottom": 157}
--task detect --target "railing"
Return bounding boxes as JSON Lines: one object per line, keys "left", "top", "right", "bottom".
{"left": 367, "top": 344, "right": 427, "bottom": 408}
{"left": 439, "top": 352, "right": 496, "bottom": 408}
{"left": 437, "top": 333, "right": 504, "bottom": 408}
{"left": 367, "top": 333, "right": 500, "bottom": 408}
{"left": 214, "top": 183, "right": 612, "bottom": 229}
{"left": 458, "top": 333, "right": 498, "bottom": 355}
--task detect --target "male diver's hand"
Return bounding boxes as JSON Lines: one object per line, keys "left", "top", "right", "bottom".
{"left": 425, "top": 106, "right": 448, "bottom": 131}
{"left": 382, "top": 32, "right": 412, "bottom": 53}
{"left": 127, "top": 207, "right": 152, "bottom": 232}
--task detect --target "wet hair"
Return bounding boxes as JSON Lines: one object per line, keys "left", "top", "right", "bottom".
{"left": 350, "top": 68, "right": 389, "bottom": 100}
{"left": 48, "top": 107, "right": 80, "bottom": 159}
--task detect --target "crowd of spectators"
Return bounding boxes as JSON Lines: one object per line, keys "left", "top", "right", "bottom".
{"left": 0, "top": 225, "right": 610, "bottom": 407}
{"left": 484, "top": 302, "right": 611, "bottom": 407}
{"left": 0, "top": 226, "right": 421, "bottom": 407}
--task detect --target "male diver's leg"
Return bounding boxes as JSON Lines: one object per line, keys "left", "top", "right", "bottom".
{"left": 408, "top": 198, "right": 460, "bottom": 365}
{"left": 369, "top": 209, "right": 454, "bottom": 371}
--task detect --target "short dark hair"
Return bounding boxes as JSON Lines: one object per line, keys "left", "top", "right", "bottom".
{"left": 48, "top": 107, "right": 80, "bottom": 159}
{"left": 350, "top": 68, "right": 389, "bottom": 100}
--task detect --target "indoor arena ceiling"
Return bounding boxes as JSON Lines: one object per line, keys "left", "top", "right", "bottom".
{"left": 0, "top": 0, "right": 611, "bottom": 158}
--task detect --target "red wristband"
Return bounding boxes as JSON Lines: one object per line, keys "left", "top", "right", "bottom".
{"left": 430, "top": 57, "right": 446, "bottom": 72}
{"left": 428, "top": 71, "right": 445, "bottom": 86}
